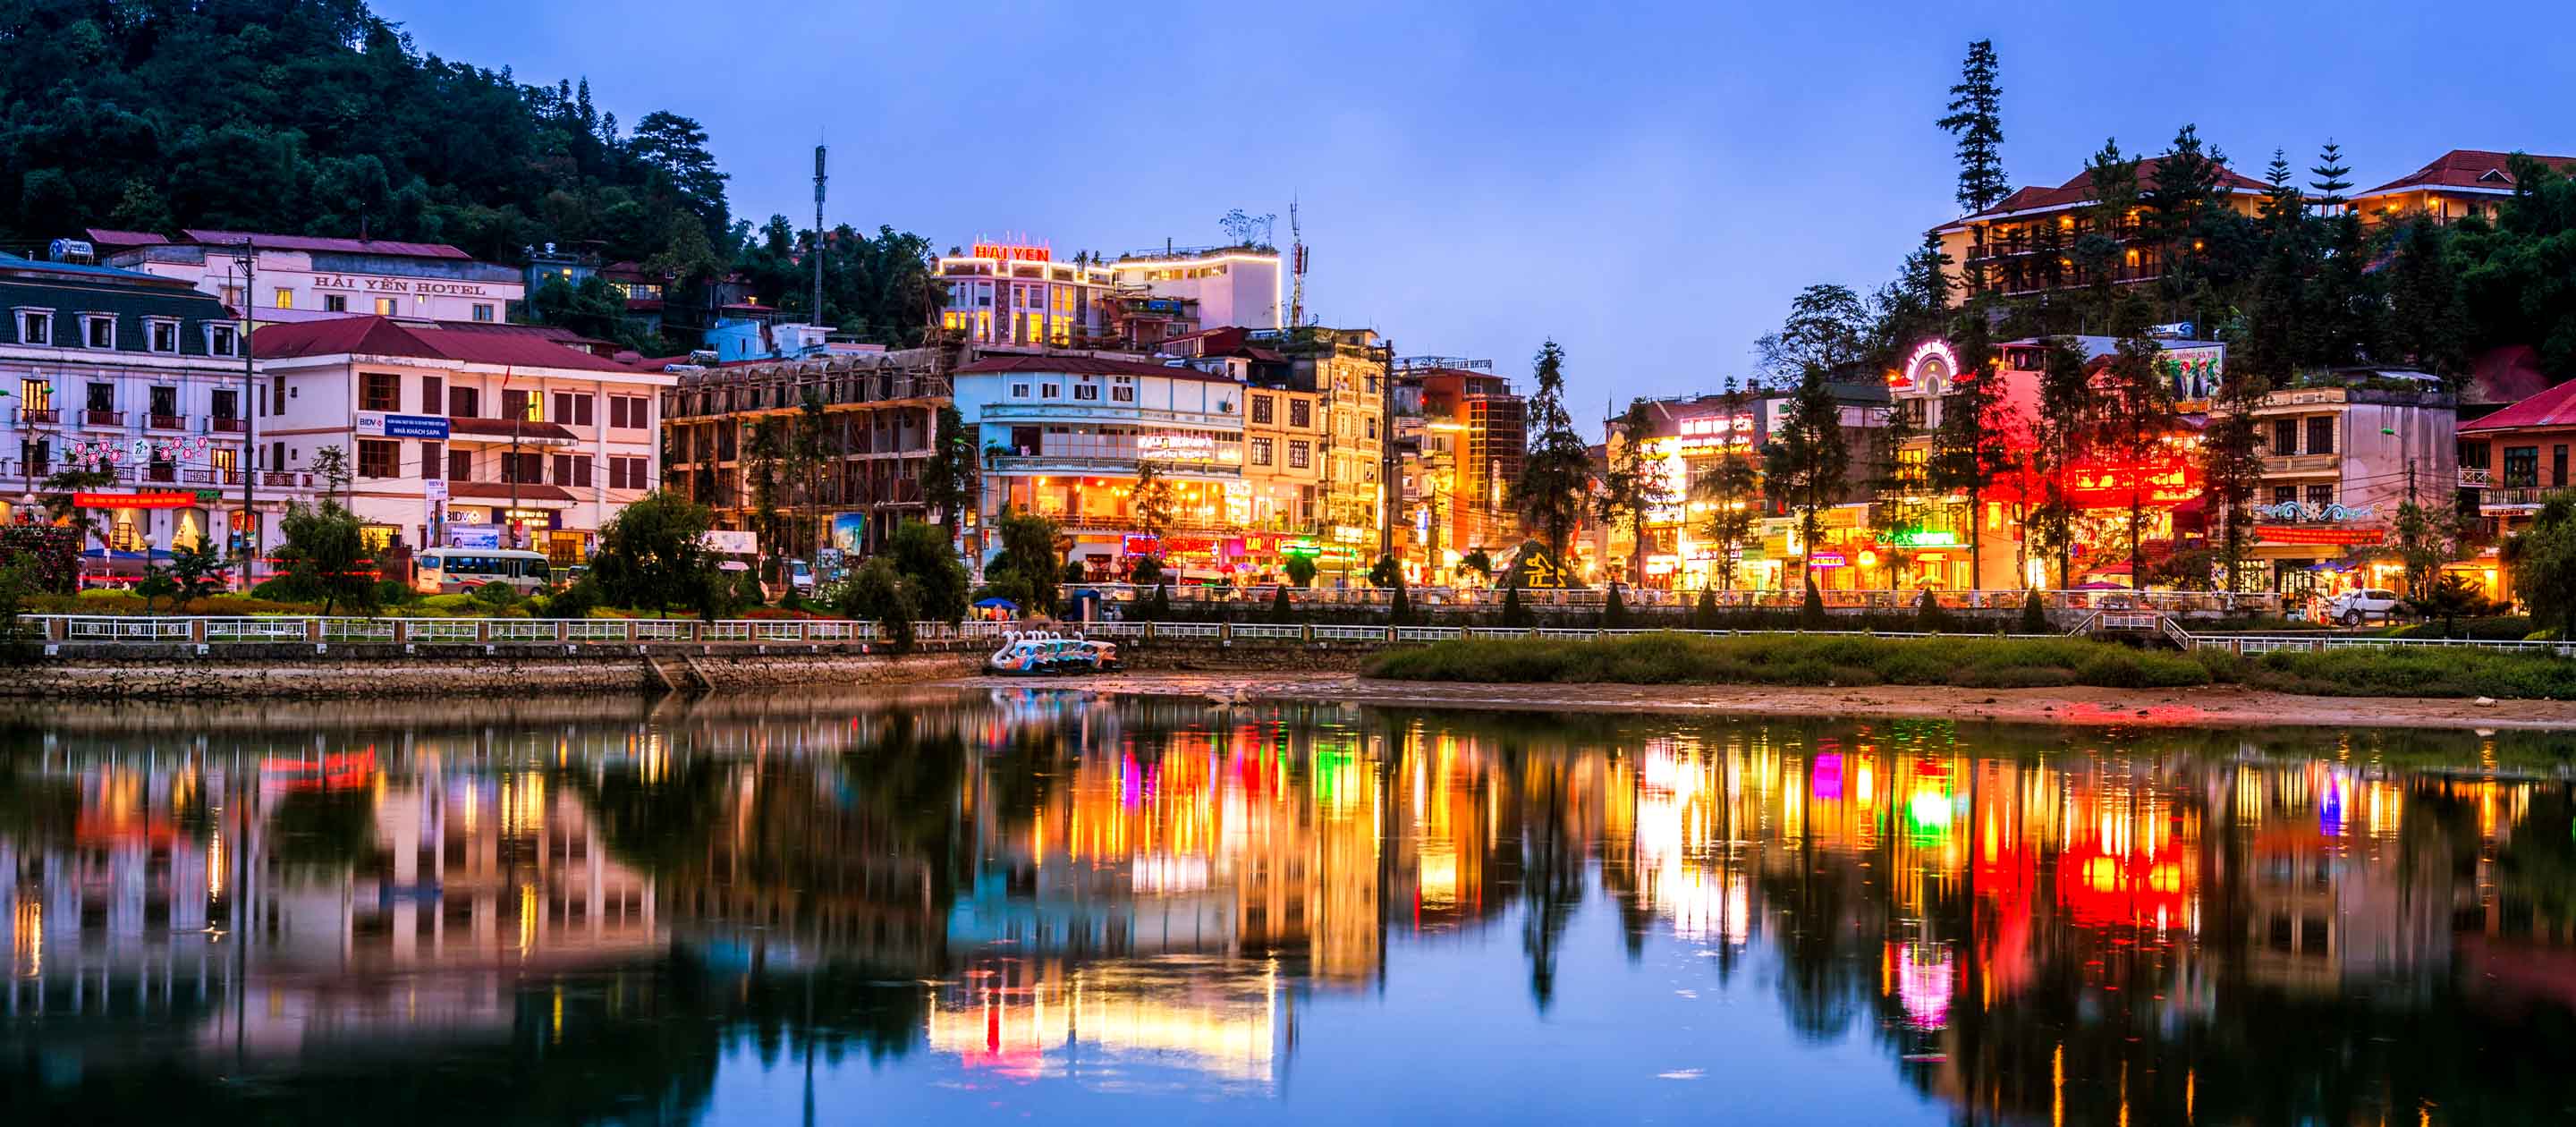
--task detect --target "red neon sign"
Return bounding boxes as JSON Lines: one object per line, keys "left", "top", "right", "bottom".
{"left": 74, "top": 491, "right": 196, "bottom": 510}
{"left": 971, "top": 242, "right": 1051, "bottom": 263}
{"left": 2061, "top": 458, "right": 2201, "bottom": 509}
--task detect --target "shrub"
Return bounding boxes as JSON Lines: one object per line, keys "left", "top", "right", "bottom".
{"left": 1800, "top": 579, "right": 1826, "bottom": 630}
{"left": 541, "top": 579, "right": 604, "bottom": 620}
{"left": 1915, "top": 589, "right": 1951, "bottom": 633}
{"left": 419, "top": 592, "right": 477, "bottom": 613}
{"left": 1602, "top": 585, "right": 1627, "bottom": 630}
{"left": 250, "top": 576, "right": 315, "bottom": 601}
{"left": 2021, "top": 589, "right": 2049, "bottom": 634}
{"left": 468, "top": 580, "right": 521, "bottom": 609}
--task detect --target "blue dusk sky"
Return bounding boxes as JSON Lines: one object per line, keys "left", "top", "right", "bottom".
{"left": 377, "top": 0, "right": 2575, "bottom": 431}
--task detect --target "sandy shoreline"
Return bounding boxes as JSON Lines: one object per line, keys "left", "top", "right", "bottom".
{"left": 979, "top": 671, "right": 2576, "bottom": 731}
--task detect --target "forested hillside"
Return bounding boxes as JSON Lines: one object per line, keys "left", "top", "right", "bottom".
{"left": 0, "top": 0, "right": 938, "bottom": 348}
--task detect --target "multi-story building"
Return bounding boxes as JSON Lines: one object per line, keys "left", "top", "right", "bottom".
{"left": 2459, "top": 375, "right": 2575, "bottom": 538}
{"left": 2351, "top": 149, "right": 2576, "bottom": 229}
{"left": 255, "top": 316, "right": 674, "bottom": 559}
{"left": 1410, "top": 362, "right": 1525, "bottom": 559}
{"left": 92, "top": 228, "right": 523, "bottom": 326}
{"left": 1260, "top": 327, "right": 1387, "bottom": 562}
{"left": 1108, "top": 245, "right": 1281, "bottom": 333}
{"left": 1933, "top": 158, "right": 2269, "bottom": 305}
{"left": 0, "top": 251, "right": 257, "bottom": 561}
{"left": 953, "top": 353, "right": 1250, "bottom": 580}
{"left": 2221, "top": 375, "right": 2456, "bottom": 597}
{"left": 936, "top": 242, "right": 1117, "bottom": 349}
{"left": 659, "top": 349, "right": 953, "bottom": 557}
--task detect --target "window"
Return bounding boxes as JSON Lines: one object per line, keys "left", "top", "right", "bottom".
{"left": 1288, "top": 440, "right": 1311, "bottom": 469}
{"left": 1251, "top": 394, "right": 1275, "bottom": 424}
{"left": 1251, "top": 437, "right": 1274, "bottom": 466}
{"left": 420, "top": 441, "right": 442, "bottom": 479}
{"left": 449, "top": 386, "right": 479, "bottom": 418}
{"left": 449, "top": 448, "right": 473, "bottom": 481}
{"left": 360, "top": 373, "right": 401, "bottom": 411}
{"left": 2270, "top": 486, "right": 2296, "bottom": 505}
{"left": 421, "top": 376, "right": 444, "bottom": 414}
{"left": 550, "top": 453, "right": 592, "bottom": 487}
{"left": 610, "top": 456, "right": 648, "bottom": 490}
{"left": 1111, "top": 385, "right": 1134, "bottom": 402}
{"left": 83, "top": 314, "right": 115, "bottom": 349}
{"left": 148, "top": 319, "right": 178, "bottom": 353}
{"left": 19, "top": 439, "right": 46, "bottom": 477}
{"left": 149, "top": 386, "right": 177, "bottom": 419}
{"left": 357, "top": 439, "right": 398, "bottom": 479}
{"left": 2462, "top": 441, "right": 2491, "bottom": 470}
{"left": 211, "top": 389, "right": 237, "bottom": 420}
{"left": 2305, "top": 416, "right": 2334, "bottom": 456}
{"left": 372, "top": 297, "right": 396, "bottom": 317}
{"left": 271, "top": 441, "right": 285, "bottom": 469}
{"left": 471, "top": 303, "right": 496, "bottom": 322}
{"left": 503, "top": 389, "right": 539, "bottom": 421}
{"left": 16, "top": 309, "right": 50, "bottom": 344}
{"left": 1366, "top": 416, "right": 1377, "bottom": 439}
{"left": 87, "top": 383, "right": 114, "bottom": 411}
{"left": 2271, "top": 418, "right": 2297, "bottom": 455}
{"left": 501, "top": 452, "right": 544, "bottom": 483}
{"left": 2504, "top": 446, "right": 2538, "bottom": 487}
{"left": 2557, "top": 445, "right": 2570, "bottom": 488}
{"left": 552, "top": 393, "right": 594, "bottom": 426}
{"left": 1010, "top": 383, "right": 1030, "bottom": 400}
{"left": 609, "top": 394, "right": 648, "bottom": 429}
{"left": 1073, "top": 383, "right": 1100, "bottom": 401}
{"left": 274, "top": 288, "right": 293, "bottom": 309}
{"left": 1289, "top": 400, "right": 1311, "bottom": 428}
{"left": 323, "top": 293, "right": 347, "bottom": 313}
{"left": 207, "top": 324, "right": 237, "bottom": 356}
{"left": 19, "top": 379, "right": 48, "bottom": 412}
{"left": 270, "top": 375, "right": 285, "bottom": 416}
{"left": 1038, "top": 383, "right": 1061, "bottom": 399}
{"left": 2305, "top": 483, "right": 2334, "bottom": 508}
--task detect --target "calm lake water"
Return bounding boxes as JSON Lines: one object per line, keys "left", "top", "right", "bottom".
{"left": 4, "top": 687, "right": 2575, "bottom": 1125}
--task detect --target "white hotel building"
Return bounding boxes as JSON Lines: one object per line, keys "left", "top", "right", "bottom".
{"left": 255, "top": 317, "right": 671, "bottom": 560}
{"left": 936, "top": 240, "right": 1281, "bottom": 352}
{"left": 951, "top": 354, "right": 1249, "bottom": 578}
{"left": 93, "top": 228, "right": 525, "bottom": 326}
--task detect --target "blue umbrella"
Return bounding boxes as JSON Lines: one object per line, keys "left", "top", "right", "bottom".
{"left": 973, "top": 597, "right": 1019, "bottom": 610}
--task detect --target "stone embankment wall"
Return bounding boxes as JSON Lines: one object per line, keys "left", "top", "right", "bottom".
{"left": 1, "top": 645, "right": 980, "bottom": 700}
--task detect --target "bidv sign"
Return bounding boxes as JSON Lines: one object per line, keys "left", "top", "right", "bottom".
{"left": 356, "top": 411, "right": 452, "bottom": 440}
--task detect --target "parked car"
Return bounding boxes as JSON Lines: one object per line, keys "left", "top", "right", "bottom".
{"left": 784, "top": 558, "right": 817, "bottom": 596}
{"left": 2325, "top": 588, "right": 2402, "bottom": 626}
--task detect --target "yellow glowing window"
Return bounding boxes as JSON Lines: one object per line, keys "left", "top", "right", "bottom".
{"left": 273, "top": 288, "right": 293, "bottom": 309}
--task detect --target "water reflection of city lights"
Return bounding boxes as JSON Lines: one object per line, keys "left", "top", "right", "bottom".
{"left": 1894, "top": 942, "right": 1955, "bottom": 1030}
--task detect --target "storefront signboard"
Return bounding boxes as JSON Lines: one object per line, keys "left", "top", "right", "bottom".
{"left": 2256, "top": 525, "right": 2385, "bottom": 546}
{"left": 74, "top": 492, "right": 193, "bottom": 510}
{"left": 355, "top": 411, "right": 453, "bottom": 440}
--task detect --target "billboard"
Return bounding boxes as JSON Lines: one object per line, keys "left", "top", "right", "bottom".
{"left": 355, "top": 411, "right": 452, "bottom": 440}
{"left": 701, "top": 530, "right": 758, "bottom": 555}
{"left": 830, "top": 513, "right": 867, "bottom": 554}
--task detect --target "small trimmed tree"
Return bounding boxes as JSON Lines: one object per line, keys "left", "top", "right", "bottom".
{"left": 1501, "top": 582, "right": 1531, "bottom": 628}
{"left": 1389, "top": 573, "right": 1411, "bottom": 625}
{"left": 1801, "top": 577, "right": 1828, "bottom": 630}
{"left": 1284, "top": 554, "right": 1318, "bottom": 588}
{"left": 1269, "top": 583, "right": 1294, "bottom": 623}
{"left": 2021, "top": 589, "right": 2049, "bottom": 634}
{"left": 1916, "top": 589, "right": 1952, "bottom": 633}
{"left": 1693, "top": 587, "right": 1719, "bottom": 631}
{"left": 1602, "top": 583, "right": 1629, "bottom": 630}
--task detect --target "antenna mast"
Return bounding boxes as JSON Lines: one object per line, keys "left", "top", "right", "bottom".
{"left": 1288, "top": 199, "right": 1307, "bottom": 329}
{"left": 812, "top": 142, "right": 827, "bottom": 330}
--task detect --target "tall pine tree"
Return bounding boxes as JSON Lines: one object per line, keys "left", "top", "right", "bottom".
{"left": 1936, "top": 39, "right": 2009, "bottom": 215}
{"left": 1510, "top": 340, "right": 1592, "bottom": 582}
{"left": 1764, "top": 366, "right": 1852, "bottom": 590}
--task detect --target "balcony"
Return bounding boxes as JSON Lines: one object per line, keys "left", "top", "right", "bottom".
{"left": 16, "top": 408, "right": 55, "bottom": 426}
{"left": 980, "top": 401, "right": 1231, "bottom": 427}
{"left": 2261, "top": 453, "right": 2339, "bottom": 475}
{"left": 2482, "top": 485, "right": 2574, "bottom": 510}
{"left": 148, "top": 413, "right": 186, "bottom": 430}
{"left": 211, "top": 417, "right": 246, "bottom": 434}
{"left": 986, "top": 453, "right": 1241, "bottom": 480}
{"left": 82, "top": 409, "right": 123, "bottom": 427}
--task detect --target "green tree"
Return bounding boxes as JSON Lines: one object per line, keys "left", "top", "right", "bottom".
{"left": 593, "top": 491, "right": 719, "bottom": 614}
{"left": 2201, "top": 368, "right": 2271, "bottom": 592}
{"left": 2388, "top": 499, "right": 2472, "bottom": 602}
{"left": 1601, "top": 583, "right": 1627, "bottom": 630}
{"left": 1935, "top": 39, "right": 2009, "bottom": 215}
{"left": 1368, "top": 554, "right": 1402, "bottom": 588}
{"left": 2020, "top": 589, "right": 2049, "bottom": 633}
{"left": 164, "top": 542, "right": 228, "bottom": 607}
{"left": 1800, "top": 577, "right": 1827, "bottom": 630}
{"left": 2095, "top": 310, "right": 2176, "bottom": 580}
{"left": 984, "top": 511, "right": 1063, "bottom": 617}
{"left": 1500, "top": 581, "right": 1531, "bottom": 628}
{"left": 1597, "top": 398, "right": 1674, "bottom": 588}
{"left": 2504, "top": 498, "right": 2576, "bottom": 640}
{"left": 2454, "top": 156, "right": 2576, "bottom": 379}
{"left": 1453, "top": 547, "right": 1494, "bottom": 587}
{"left": 1389, "top": 570, "right": 1412, "bottom": 625}
{"left": 919, "top": 404, "right": 976, "bottom": 529}
{"left": 1758, "top": 284, "right": 1873, "bottom": 382}
{"left": 2384, "top": 216, "right": 2472, "bottom": 386}
{"left": 1132, "top": 459, "right": 1175, "bottom": 539}
{"left": 630, "top": 111, "right": 731, "bottom": 231}
{"left": 1284, "top": 553, "right": 1318, "bottom": 589}
{"left": 1129, "top": 554, "right": 1164, "bottom": 586}
{"left": 1268, "top": 582, "right": 1295, "bottom": 623}
{"left": 2027, "top": 336, "right": 2093, "bottom": 588}
{"left": 1866, "top": 385, "right": 1926, "bottom": 591}
{"left": 1692, "top": 377, "right": 1763, "bottom": 591}
{"left": 789, "top": 390, "right": 835, "bottom": 558}
{"left": 886, "top": 518, "right": 968, "bottom": 623}
{"left": 2409, "top": 572, "right": 2490, "bottom": 637}
{"left": 38, "top": 466, "right": 118, "bottom": 553}
{"left": 2144, "top": 123, "right": 2250, "bottom": 330}
{"left": 2077, "top": 138, "right": 2142, "bottom": 335}
{"left": 739, "top": 420, "right": 785, "bottom": 584}
{"left": 1511, "top": 339, "right": 1591, "bottom": 576}
{"left": 2235, "top": 148, "right": 2312, "bottom": 385}
{"left": 2301, "top": 141, "right": 2379, "bottom": 369}
{"left": 275, "top": 500, "right": 377, "bottom": 616}
{"left": 1764, "top": 366, "right": 1851, "bottom": 589}
{"left": 838, "top": 555, "right": 916, "bottom": 650}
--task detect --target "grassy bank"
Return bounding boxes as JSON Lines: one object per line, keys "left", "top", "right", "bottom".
{"left": 1362, "top": 631, "right": 2576, "bottom": 700}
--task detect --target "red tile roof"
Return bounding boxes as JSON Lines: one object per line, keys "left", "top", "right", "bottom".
{"left": 84, "top": 228, "right": 167, "bottom": 248}
{"left": 179, "top": 229, "right": 473, "bottom": 260}
{"left": 1950, "top": 157, "right": 2269, "bottom": 226}
{"left": 254, "top": 316, "right": 636, "bottom": 372}
{"left": 956, "top": 353, "right": 1236, "bottom": 383}
{"left": 2359, "top": 149, "right": 2576, "bottom": 199}
{"left": 2461, "top": 377, "right": 2576, "bottom": 434}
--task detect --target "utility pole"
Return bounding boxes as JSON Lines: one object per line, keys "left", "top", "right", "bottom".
{"left": 1377, "top": 337, "right": 1395, "bottom": 564}
{"left": 234, "top": 238, "right": 258, "bottom": 589}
